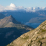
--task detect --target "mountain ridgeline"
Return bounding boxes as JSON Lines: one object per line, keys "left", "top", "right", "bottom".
{"left": 0, "top": 15, "right": 33, "bottom": 46}
{"left": 7, "top": 20, "right": 46, "bottom": 46}
{"left": 1, "top": 10, "right": 46, "bottom": 23}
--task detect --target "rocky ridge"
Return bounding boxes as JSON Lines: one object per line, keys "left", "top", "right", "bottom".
{"left": 7, "top": 20, "right": 46, "bottom": 46}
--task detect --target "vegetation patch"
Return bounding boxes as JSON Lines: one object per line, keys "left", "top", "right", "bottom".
{"left": 41, "top": 29, "right": 46, "bottom": 32}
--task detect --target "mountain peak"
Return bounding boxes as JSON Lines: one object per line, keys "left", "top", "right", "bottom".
{"left": 0, "top": 15, "right": 20, "bottom": 27}
{"left": 10, "top": 15, "right": 13, "bottom": 18}
{"left": 8, "top": 15, "right": 13, "bottom": 19}
{"left": 7, "top": 15, "right": 19, "bottom": 24}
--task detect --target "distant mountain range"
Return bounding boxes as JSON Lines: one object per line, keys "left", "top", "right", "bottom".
{"left": 0, "top": 10, "right": 46, "bottom": 23}
{"left": 0, "top": 10, "right": 46, "bottom": 28}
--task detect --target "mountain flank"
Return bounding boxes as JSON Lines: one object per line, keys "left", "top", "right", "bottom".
{"left": 7, "top": 20, "right": 46, "bottom": 46}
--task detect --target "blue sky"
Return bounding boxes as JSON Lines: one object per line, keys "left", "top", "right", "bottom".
{"left": 0, "top": 0, "right": 46, "bottom": 7}
{"left": 0, "top": 0, "right": 46, "bottom": 12}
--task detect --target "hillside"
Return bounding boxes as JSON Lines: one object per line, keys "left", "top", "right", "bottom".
{"left": 7, "top": 20, "right": 46, "bottom": 46}
{"left": 0, "top": 15, "right": 33, "bottom": 46}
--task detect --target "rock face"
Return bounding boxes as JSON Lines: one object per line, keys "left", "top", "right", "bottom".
{"left": 7, "top": 20, "right": 46, "bottom": 46}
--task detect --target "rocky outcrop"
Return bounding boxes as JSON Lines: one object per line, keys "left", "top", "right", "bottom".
{"left": 7, "top": 20, "right": 46, "bottom": 46}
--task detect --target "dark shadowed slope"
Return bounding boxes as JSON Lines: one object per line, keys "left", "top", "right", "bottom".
{"left": 0, "top": 27, "right": 32, "bottom": 46}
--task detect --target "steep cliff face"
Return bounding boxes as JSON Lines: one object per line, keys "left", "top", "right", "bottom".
{"left": 7, "top": 20, "right": 46, "bottom": 46}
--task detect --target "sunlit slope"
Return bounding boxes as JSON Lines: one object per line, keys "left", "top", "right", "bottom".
{"left": 7, "top": 20, "right": 46, "bottom": 46}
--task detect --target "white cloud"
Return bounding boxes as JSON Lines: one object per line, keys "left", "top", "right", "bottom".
{"left": 25, "top": 7, "right": 31, "bottom": 12}
{"left": 25, "top": 7, "right": 36, "bottom": 12}
{"left": 0, "top": 5, "right": 5, "bottom": 11}
{"left": 5, "top": 3, "right": 25, "bottom": 10}
{"left": 0, "top": 3, "right": 25, "bottom": 11}
{"left": 18, "top": 6, "right": 24, "bottom": 9}
{"left": 5, "top": 3, "right": 17, "bottom": 10}
{"left": 0, "top": 3, "right": 46, "bottom": 12}
{"left": 33, "top": 7, "right": 35, "bottom": 10}
{"left": 42, "top": 7, "right": 45, "bottom": 9}
{"left": 10, "top": 3, "right": 16, "bottom": 8}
